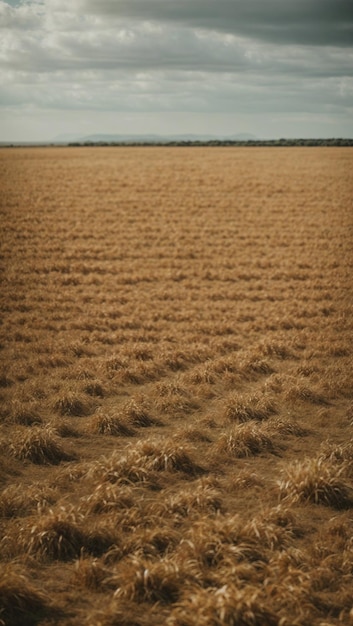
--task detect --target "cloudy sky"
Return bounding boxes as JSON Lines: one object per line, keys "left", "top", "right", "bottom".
{"left": 0, "top": 0, "right": 352, "bottom": 141}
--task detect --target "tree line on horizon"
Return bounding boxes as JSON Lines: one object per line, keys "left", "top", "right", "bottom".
{"left": 67, "top": 138, "right": 353, "bottom": 147}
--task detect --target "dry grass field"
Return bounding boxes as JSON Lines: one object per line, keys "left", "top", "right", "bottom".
{"left": 0, "top": 146, "right": 352, "bottom": 626}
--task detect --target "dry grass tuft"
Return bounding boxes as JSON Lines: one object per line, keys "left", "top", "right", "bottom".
{"left": 123, "top": 399, "right": 158, "bottom": 427}
{"left": 49, "top": 418, "right": 81, "bottom": 438}
{"left": 284, "top": 384, "right": 329, "bottom": 406}
{"left": 135, "top": 439, "right": 203, "bottom": 475}
{"left": 85, "top": 523, "right": 120, "bottom": 558}
{"left": 174, "top": 515, "right": 269, "bottom": 569}
{"left": 262, "top": 374, "right": 287, "bottom": 395}
{"left": 0, "top": 482, "right": 57, "bottom": 518}
{"left": 186, "top": 363, "right": 216, "bottom": 385}
{"left": 10, "top": 427, "right": 73, "bottom": 465}
{"left": 317, "top": 440, "right": 353, "bottom": 471}
{"left": 112, "top": 556, "right": 186, "bottom": 604}
{"left": 265, "top": 416, "right": 310, "bottom": 437}
{"left": 82, "top": 483, "right": 135, "bottom": 514}
{"left": 82, "top": 379, "right": 107, "bottom": 398}
{"left": 239, "top": 355, "right": 275, "bottom": 378}
{"left": 86, "top": 439, "right": 202, "bottom": 494}
{"left": 0, "top": 564, "right": 50, "bottom": 626}
{"left": 0, "top": 484, "right": 31, "bottom": 518}
{"left": 263, "top": 504, "right": 302, "bottom": 535}
{"left": 261, "top": 341, "right": 297, "bottom": 360}
{"left": 0, "top": 450, "right": 20, "bottom": 487}
{"left": 173, "top": 426, "right": 212, "bottom": 443}
{"left": 158, "top": 480, "right": 223, "bottom": 518}
{"left": 23, "top": 507, "right": 86, "bottom": 561}
{"left": 228, "top": 470, "right": 264, "bottom": 491}
{"left": 154, "top": 382, "right": 199, "bottom": 418}
{"left": 127, "top": 344, "right": 154, "bottom": 361}
{"left": 223, "top": 393, "right": 277, "bottom": 423}
{"left": 53, "top": 391, "right": 95, "bottom": 416}
{"left": 88, "top": 411, "right": 135, "bottom": 436}
{"left": 167, "top": 584, "right": 279, "bottom": 626}
{"left": 278, "top": 457, "right": 353, "bottom": 509}
{"left": 213, "top": 423, "right": 276, "bottom": 458}
{"left": 126, "top": 527, "right": 181, "bottom": 558}
{"left": 242, "top": 516, "right": 295, "bottom": 550}
{"left": 6, "top": 400, "right": 42, "bottom": 426}
{"left": 87, "top": 450, "right": 161, "bottom": 488}
{"left": 72, "top": 556, "right": 111, "bottom": 590}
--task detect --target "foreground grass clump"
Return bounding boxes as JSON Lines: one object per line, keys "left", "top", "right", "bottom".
{"left": 5, "top": 400, "right": 43, "bottom": 426}
{"left": 154, "top": 381, "right": 200, "bottom": 418}
{"left": 10, "top": 427, "right": 73, "bottom": 465}
{"left": 53, "top": 391, "right": 95, "bottom": 416}
{"left": 88, "top": 439, "right": 203, "bottom": 488}
{"left": 88, "top": 410, "right": 135, "bottom": 436}
{"left": 213, "top": 423, "right": 276, "bottom": 458}
{"left": 278, "top": 457, "right": 353, "bottom": 509}
{"left": 123, "top": 399, "right": 158, "bottom": 427}
{"left": 0, "top": 564, "right": 51, "bottom": 626}
{"left": 167, "top": 584, "right": 279, "bottom": 626}
{"left": 73, "top": 556, "right": 111, "bottom": 591}
{"left": 88, "top": 450, "right": 159, "bottom": 487}
{"left": 134, "top": 438, "right": 203, "bottom": 475}
{"left": 223, "top": 392, "right": 277, "bottom": 423}
{"left": 111, "top": 556, "right": 187, "bottom": 604}
{"left": 48, "top": 418, "right": 81, "bottom": 438}
{"left": 158, "top": 479, "right": 223, "bottom": 518}
{"left": 23, "top": 508, "right": 87, "bottom": 561}
{"left": 82, "top": 482, "right": 135, "bottom": 514}
{"left": 0, "top": 482, "right": 57, "bottom": 518}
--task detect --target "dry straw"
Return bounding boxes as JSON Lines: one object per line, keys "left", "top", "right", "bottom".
{"left": 111, "top": 556, "right": 186, "bottom": 604}
{"left": 88, "top": 410, "right": 135, "bottom": 436}
{"left": 0, "top": 564, "right": 50, "bottom": 626}
{"left": 278, "top": 457, "right": 353, "bottom": 509}
{"left": 214, "top": 423, "right": 276, "bottom": 458}
{"left": 10, "top": 427, "right": 73, "bottom": 465}
{"left": 53, "top": 390, "right": 95, "bottom": 416}
{"left": 1, "top": 144, "right": 352, "bottom": 626}
{"left": 23, "top": 507, "right": 86, "bottom": 561}
{"left": 223, "top": 392, "right": 277, "bottom": 423}
{"left": 167, "top": 584, "right": 278, "bottom": 626}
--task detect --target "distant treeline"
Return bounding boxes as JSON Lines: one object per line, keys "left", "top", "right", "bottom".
{"left": 68, "top": 138, "right": 353, "bottom": 147}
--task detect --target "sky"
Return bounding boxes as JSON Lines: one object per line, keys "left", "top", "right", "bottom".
{"left": 0, "top": 0, "right": 352, "bottom": 141}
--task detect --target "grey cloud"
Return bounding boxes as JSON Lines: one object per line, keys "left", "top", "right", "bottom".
{"left": 0, "top": 1, "right": 40, "bottom": 29}
{"left": 1, "top": 63, "right": 351, "bottom": 120}
{"left": 84, "top": 0, "right": 353, "bottom": 46}
{"left": 2, "top": 18, "right": 351, "bottom": 82}
{"left": 0, "top": 0, "right": 352, "bottom": 140}
{"left": 1, "top": 1, "right": 351, "bottom": 83}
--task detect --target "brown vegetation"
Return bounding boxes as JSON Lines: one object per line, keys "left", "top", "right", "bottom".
{"left": 0, "top": 146, "right": 352, "bottom": 625}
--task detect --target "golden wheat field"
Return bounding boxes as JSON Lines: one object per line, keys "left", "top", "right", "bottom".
{"left": 0, "top": 146, "right": 353, "bottom": 626}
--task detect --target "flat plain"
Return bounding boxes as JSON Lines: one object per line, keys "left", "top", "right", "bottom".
{"left": 0, "top": 146, "right": 353, "bottom": 626}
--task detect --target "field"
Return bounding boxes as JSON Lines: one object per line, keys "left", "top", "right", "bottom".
{"left": 0, "top": 146, "right": 353, "bottom": 626}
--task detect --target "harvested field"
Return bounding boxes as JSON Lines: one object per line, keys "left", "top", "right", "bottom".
{"left": 0, "top": 146, "right": 353, "bottom": 625}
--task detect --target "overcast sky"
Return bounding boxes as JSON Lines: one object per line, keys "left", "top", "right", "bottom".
{"left": 0, "top": 0, "right": 352, "bottom": 141}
